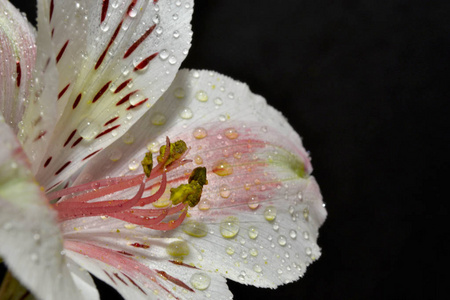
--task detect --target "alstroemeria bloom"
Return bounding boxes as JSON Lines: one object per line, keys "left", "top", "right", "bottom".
{"left": 0, "top": 0, "right": 327, "bottom": 299}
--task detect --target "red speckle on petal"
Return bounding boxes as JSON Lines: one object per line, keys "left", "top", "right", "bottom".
{"left": 122, "top": 273, "right": 147, "bottom": 295}
{"left": 71, "top": 137, "right": 83, "bottom": 148}
{"left": 156, "top": 271, "right": 194, "bottom": 292}
{"left": 134, "top": 53, "right": 158, "bottom": 71}
{"left": 55, "top": 161, "right": 71, "bottom": 176}
{"left": 73, "top": 93, "right": 82, "bottom": 109}
{"left": 33, "top": 131, "right": 47, "bottom": 142}
{"left": 113, "top": 273, "right": 128, "bottom": 286}
{"left": 58, "top": 83, "right": 70, "bottom": 100}
{"left": 117, "top": 251, "right": 133, "bottom": 256}
{"left": 92, "top": 81, "right": 112, "bottom": 103}
{"left": 127, "top": 98, "right": 148, "bottom": 110}
{"left": 43, "top": 58, "right": 51, "bottom": 73}
{"left": 46, "top": 181, "right": 62, "bottom": 192}
{"left": 95, "top": 21, "right": 123, "bottom": 70}
{"left": 123, "top": 25, "right": 156, "bottom": 59}
{"left": 101, "top": 0, "right": 109, "bottom": 23}
{"left": 104, "top": 116, "right": 119, "bottom": 126}
{"left": 44, "top": 156, "right": 52, "bottom": 168}
{"left": 64, "top": 129, "right": 77, "bottom": 147}
{"left": 116, "top": 90, "right": 138, "bottom": 106}
{"left": 56, "top": 40, "right": 69, "bottom": 63}
{"left": 49, "top": 0, "right": 54, "bottom": 22}
{"left": 51, "top": 28, "right": 55, "bottom": 38}
{"left": 16, "top": 61, "right": 21, "bottom": 87}
{"left": 169, "top": 260, "right": 199, "bottom": 269}
{"left": 82, "top": 149, "right": 103, "bottom": 161}
{"left": 129, "top": 243, "right": 149, "bottom": 249}
{"left": 95, "top": 125, "right": 120, "bottom": 139}
{"left": 104, "top": 271, "right": 117, "bottom": 285}
{"left": 114, "top": 79, "right": 132, "bottom": 94}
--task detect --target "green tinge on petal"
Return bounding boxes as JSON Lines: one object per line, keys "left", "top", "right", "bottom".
{"left": 0, "top": 271, "right": 35, "bottom": 300}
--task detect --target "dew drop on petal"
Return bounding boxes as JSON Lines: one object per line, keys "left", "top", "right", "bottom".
{"left": 159, "top": 49, "right": 169, "bottom": 60}
{"left": 214, "top": 97, "right": 223, "bottom": 106}
{"left": 109, "top": 149, "right": 122, "bottom": 161}
{"left": 212, "top": 160, "right": 233, "bottom": 176}
{"left": 289, "top": 230, "right": 297, "bottom": 239}
{"left": 78, "top": 118, "right": 100, "bottom": 141}
{"left": 278, "top": 235, "right": 287, "bottom": 246}
{"left": 122, "top": 132, "right": 134, "bottom": 144}
{"left": 219, "top": 184, "right": 231, "bottom": 198}
{"left": 182, "top": 221, "right": 208, "bottom": 237}
{"left": 250, "top": 248, "right": 258, "bottom": 256}
{"left": 151, "top": 113, "right": 166, "bottom": 126}
{"left": 128, "top": 159, "right": 139, "bottom": 171}
{"left": 194, "top": 155, "right": 203, "bottom": 165}
{"left": 303, "top": 231, "right": 310, "bottom": 240}
{"left": 195, "top": 90, "right": 208, "bottom": 102}
{"left": 264, "top": 206, "right": 277, "bottom": 221}
{"left": 220, "top": 216, "right": 240, "bottom": 238}
{"left": 248, "top": 226, "right": 259, "bottom": 239}
{"left": 173, "top": 87, "right": 185, "bottom": 98}
{"left": 179, "top": 108, "right": 193, "bottom": 119}
{"left": 226, "top": 246, "right": 235, "bottom": 255}
{"left": 168, "top": 56, "right": 177, "bottom": 65}
{"left": 198, "top": 199, "right": 211, "bottom": 211}
{"left": 247, "top": 195, "right": 259, "bottom": 209}
{"left": 224, "top": 128, "right": 239, "bottom": 139}
{"left": 166, "top": 241, "right": 189, "bottom": 257}
{"left": 190, "top": 273, "right": 211, "bottom": 290}
{"left": 253, "top": 264, "right": 262, "bottom": 273}
{"left": 193, "top": 127, "right": 207, "bottom": 139}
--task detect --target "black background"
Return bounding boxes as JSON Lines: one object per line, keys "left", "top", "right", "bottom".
{"left": 5, "top": 0, "right": 449, "bottom": 299}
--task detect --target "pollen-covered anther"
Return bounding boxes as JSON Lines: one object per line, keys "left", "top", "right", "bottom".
{"left": 170, "top": 167, "right": 208, "bottom": 207}
{"left": 51, "top": 138, "right": 196, "bottom": 231}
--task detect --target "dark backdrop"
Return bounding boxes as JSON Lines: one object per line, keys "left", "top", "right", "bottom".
{"left": 5, "top": 0, "right": 449, "bottom": 299}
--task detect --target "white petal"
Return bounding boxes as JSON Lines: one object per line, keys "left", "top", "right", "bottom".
{"left": 33, "top": 0, "right": 193, "bottom": 190}
{"left": 0, "top": 0, "right": 36, "bottom": 133}
{"left": 71, "top": 70, "right": 326, "bottom": 288}
{"left": 0, "top": 114, "right": 90, "bottom": 300}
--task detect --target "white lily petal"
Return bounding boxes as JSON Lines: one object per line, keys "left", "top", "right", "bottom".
{"left": 71, "top": 70, "right": 326, "bottom": 288}
{"left": 0, "top": 0, "right": 36, "bottom": 133}
{"left": 0, "top": 114, "right": 89, "bottom": 300}
{"left": 32, "top": 0, "right": 193, "bottom": 190}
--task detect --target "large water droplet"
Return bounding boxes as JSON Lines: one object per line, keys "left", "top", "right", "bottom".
{"left": 198, "top": 199, "right": 211, "bottom": 210}
{"left": 122, "top": 132, "right": 134, "bottom": 144}
{"left": 278, "top": 235, "right": 287, "bottom": 246}
{"left": 128, "top": 159, "right": 139, "bottom": 171}
{"left": 220, "top": 216, "right": 240, "bottom": 238}
{"left": 224, "top": 128, "right": 239, "bottom": 139}
{"left": 253, "top": 264, "right": 262, "bottom": 273}
{"left": 196, "top": 90, "right": 208, "bottom": 102}
{"left": 173, "top": 87, "right": 185, "bottom": 98}
{"left": 289, "top": 230, "right": 297, "bottom": 239}
{"left": 219, "top": 184, "right": 231, "bottom": 198}
{"left": 159, "top": 49, "right": 169, "bottom": 60}
{"left": 166, "top": 240, "right": 189, "bottom": 257}
{"left": 182, "top": 221, "right": 208, "bottom": 237}
{"left": 212, "top": 160, "right": 233, "bottom": 176}
{"left": 190, "top": 273, "right": 211, "bottom": 290}
{"left": 151, "top": 113, "right": 166, "bottom": 126}
{"left": 193, "top": 127, "right": 207, "bottom": 139}
{"left": 248, "top": 226, "right": 259, "bottom": 239}
{"left": 109, "top": 149, "right": 122, "bottom": 161}
{"left": 168, "top": 56, "right": 177, "bottom": 65}
{"left": 247, "top": 195, "right": 259, "bottom": 209}
{"left": 179, "top": 107, "right": 193, "bottom": 119}
{"left": 264, "top": 206, "right": 277, "bottom": 221}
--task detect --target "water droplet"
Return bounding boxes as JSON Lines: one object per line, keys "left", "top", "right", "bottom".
{"left": 152, "top": 14, "right": 160, "bottom": 24}
{"left": 272, "top": 222, "right": 280, "bottom": 231}
{"left": 100, "top": 22, "right": 109, "bottom": 32}
{"left": 303, "top": 231, "right": 310, "bottom": 240}
{"left": 248, "top": 226, "right": 259, "bottom": 239}
{"left": 264, "top": 206, "right": 277, "bottom": 221}
{"left": 122, "top": 132, "right": 134, "bottom": 144}
{"left": 30, "top": 253, "right": 39, "bottom": 263}
{"left": 168, "top": 56, "right": 177, "bottom": 65}
{"left": 219, "top": 114, "right": 227, "bottom": 122}
{"left": 289, "top": 230, "right": 297, "bottom": 239}
{"left": 253, "top": 264, "right": 262, "bottom": 273}
{"left": 226, "top": 246, "right": 235, "bottom": 255}
{"left": 303, "top": 207, "right": 309, "bottom": 221}
{"left": 128, "top": 8, "right": 138, "bottom": 17}
{"left": 219, "top": 185, "right": 231, "bottom": 198}
{"left": 277, "top": 269, "right": 283, "bottom": 275}
{"left": 212, "top": 160, "right": 233, "bottom": 176}
{"left": 179, "top": 107, "right": 193, "bottom": 119}
{"left": 166, "top": 240, "right": 189, "bottom": 257}
{"left": 228, "top": 92, "right": 235, "bottom": 99}
{"left": 173, "top": 87, "right": 185, "bottom": 98}
{"left": 214, "top": 97, "right": 223, "bottom": 106}
{"left": 289, "top": 206, "right": 295, "bottom": 215}
{"left": 155, "top": 26, "right": 163, "bottom": 35}
{"left": 220, "top": 216, "right": 240, "bottom": 238}
{"left": 195, "top": 90, "right": 208, "bottom": 102}
{"left": 198, "top": 199, "right": 211, "bottom": 210}
{"left": 190, "top": 273, "right": 210, "bottom": 290}
{"left": 151, "top": 113, "right": 166, "bottom": 125}
{"left": 238, "top": 275, "right": 245, "bottom": 281}
{"left": 305, "top": 247, "right": 312, "bottom": 256}
{"left": 78, "top": 118, "right": 100, "bottom": 140}
{"left": 224, "top": 128, "right": 239, "bottom": 139}
{"left": 173, "top": 30, "right": 180, "bottom": 38}
{"left": 193, "top": 127, "right": 207, "bottom": 139}
{"left": 182, "top": 221, "right": 208, "bottom": 237}
{"left": 250, "top": 248, "right": 258, "bottom": 256}
{"left": 247, "top": 195, "right": 259, "bottom": 209}
{"left": 159, "top": 50, "right": 169, "bottom": 60}
{"left": 194, "top": 155, "right": 203, "bottom": 165}
{"left": 172, "top": 13, "right": 179, "bottom": 20}
{"left": 128, "top": 159, "right": 139, "bottom": 171}
{"left": 278, "top": 235, "right": 287, "bottom": 246}
{"left": 33, "top": 233, "right": 40, "bottom": 241}
{"left": 297, "top": 191, "right": 303, "bottom": 200}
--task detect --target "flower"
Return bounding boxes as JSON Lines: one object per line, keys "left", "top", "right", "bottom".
{"left": 0, "top": 0, "right": 327, "bottom": 299}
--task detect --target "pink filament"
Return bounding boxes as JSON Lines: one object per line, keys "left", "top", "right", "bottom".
{"left": 52, "top": 138, "right": 189, "bottom": 230}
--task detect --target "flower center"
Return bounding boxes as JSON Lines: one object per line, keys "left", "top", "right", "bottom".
{"left": 49, "top": 138, "right": 207, "bottom": 231}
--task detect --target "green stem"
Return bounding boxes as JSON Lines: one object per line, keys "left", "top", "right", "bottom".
{"left": 0, "top": 270, "right": 35, "bottom": 300}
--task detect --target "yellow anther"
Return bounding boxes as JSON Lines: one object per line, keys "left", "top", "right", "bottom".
{"left": 157, "top": 140, "right": 188, "bottom": 166}
{"left": 170, "top": 167, "right": 208, "bottom": 207}
{"left": 141, "top": 152, "right": 153, "bottom": 178}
